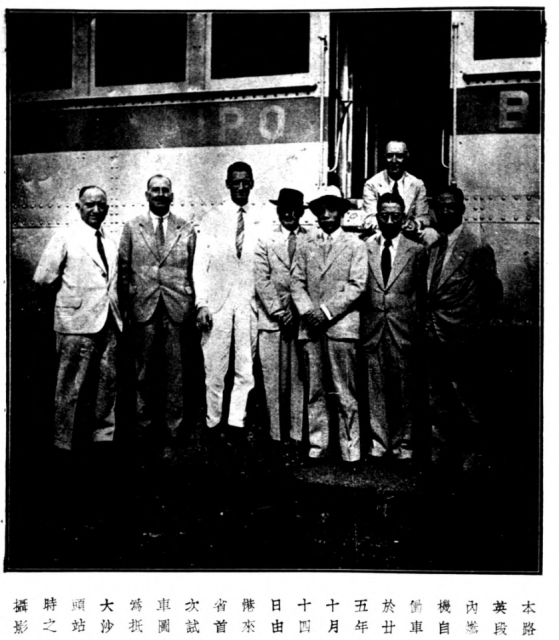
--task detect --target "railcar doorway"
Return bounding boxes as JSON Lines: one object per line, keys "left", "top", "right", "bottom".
{"left": 329, "top": 10, "right": 451, "bottom": 201}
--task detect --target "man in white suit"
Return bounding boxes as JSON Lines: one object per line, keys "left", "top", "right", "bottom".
{"left": 254, "top": 188, "right": 307, "bottom": 452}
{"left": 194, "top": 161, "right": 268, "bottom": 446}
{"left": 291, "top": 186, "right": 367, "bottom": 467}
{"left": 34, "top": 186, "right": 122, "bottom": 451}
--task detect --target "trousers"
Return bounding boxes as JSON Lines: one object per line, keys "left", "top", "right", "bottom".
{"left": 202, "top": 294, "right": 257, "bottom": 428}
{"left": 53, "top": 314, "right": 118, "bottom": 450}
{"left": 364, "top": 332, "right": 415, "bottom": 459}
{"left": 303, "top": 337, "right": 360, "bottom": 462}
{"left": 258, "top": 329, "right": 305, "bottom": 442}
{"left": 132, "top": 299, "right": 186, "bottom": 437}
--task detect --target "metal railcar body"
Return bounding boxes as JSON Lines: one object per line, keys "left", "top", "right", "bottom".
{"left": 9, "top": 9, "right": 542, "bottom": 432}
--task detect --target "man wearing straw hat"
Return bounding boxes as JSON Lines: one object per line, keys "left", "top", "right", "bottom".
{"left": 291, "top": 186, "right": 367, "bottom": 468}
{"left": 254, "top": 188, "right": 308, "bottom": 457}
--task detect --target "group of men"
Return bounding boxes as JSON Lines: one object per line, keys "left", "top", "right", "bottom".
{"left": 34, "top": 141, "right": 502, "bottom": 472}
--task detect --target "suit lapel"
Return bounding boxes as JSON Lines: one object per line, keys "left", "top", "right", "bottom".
{"left": 138, "top": 213, "right": 160, "bottom": 262}
{"left": 438, "top": 226, "right": 470, "bottom": 287}
{"left": 75, "top": 224, "right": 106, "bottom": 275}
{"left": 321, "top": 232, "right": 347, "bottom": 276}
{"left": 368, "top": 236, "right": 384, "bottom": 287}
{"left": 159, "top": 214, "right": 184, "bottom": 264}
{"left": 427, "top": 243, "right": 438, "bottom": 292}
{"left": 271, "top": 229, "right": 290, "bottom": 269}
{"left": 386, "top": 235, "right": 414, "bottom": 289}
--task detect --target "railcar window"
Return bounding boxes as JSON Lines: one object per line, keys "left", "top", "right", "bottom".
{"left": 95, "top": 14, "right": 187, "bottom": 87}
{"left": 211, "top": 13, "right": 310, "bottom": 79}
{"left": 8, "top": 13, "right": 73, "bottom": 93}
{"left": 474, "top": 10, "right": 542, "bottom": 60}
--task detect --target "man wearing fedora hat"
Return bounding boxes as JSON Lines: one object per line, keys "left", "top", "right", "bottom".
{"left": 254, "top": 188, "right": 308, "bottom": 454}
{"left": 291, "top": 186, "right": 367, "bottom": 467}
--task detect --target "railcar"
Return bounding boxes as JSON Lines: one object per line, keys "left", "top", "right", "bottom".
{"left": 8, "top": 8, "right": 542, "bottom": 441}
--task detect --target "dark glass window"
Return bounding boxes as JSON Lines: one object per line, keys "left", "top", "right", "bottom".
{"left": 95, "top": 14, "right": 187, "bottom": 87}
{"left": 474, "top": 10, "right": 542, "bottom": 60}
{"left": 8, "top": 12, "right": 73, "bottom": 92}
{"left": 211, "top": 13, "right": 310, "bottom": 79}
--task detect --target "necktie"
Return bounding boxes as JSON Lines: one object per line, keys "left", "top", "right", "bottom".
{"left": 430, "top": 234, "right": 449, "bottom": 291}
{"left": 288, "top": 231, "right": 297, "bottom": 264}
{"left": 392, "top": 180, "right": 400, "bottom": 198}
{"left": 95, "top": 230, "right": 109, "bottom": 276}
{"left": 236, "top": 207, "right": 245, "bottom": 259}
{"left": 156, "top": 216, "right": 165, "bottom": 257}
{"left": 381, "top": 238, "right": 392, "bottom": 286}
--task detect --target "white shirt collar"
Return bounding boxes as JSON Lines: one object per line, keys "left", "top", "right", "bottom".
{"left": 447, "top": 223, "right": 463, "bottom": 249}
{"left": 385, "top": 171, "right": 408, "bottom": 188}
{"left": 379, "top": 232, "right": 401, "bottom": 259}
{"left": 320, "top": 226, "right": 342, "bottom": 242}
{"left": 279, "top": 224, "right": 302, "bottom": 237}
{"left": 79, "top": 218, "right": 104, "bottom": 237}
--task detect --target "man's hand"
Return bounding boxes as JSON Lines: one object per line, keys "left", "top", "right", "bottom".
{"left": 197, "top": 306, "right": 213, "bottom": 332}
{"left": 303, "top": 309, "right": 328, "bottom": 330}
{"left": 279, "top": 307, "right": 294, "bottom": 329}
{"left": 419, "top": 227, "right": 440, "bottom": 247}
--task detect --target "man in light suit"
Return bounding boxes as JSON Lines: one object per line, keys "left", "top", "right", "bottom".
{"left": 194, "top": 162, "right": 267, "bottom": 446}
{"left": 118, "top": 175, "right": 196, "bottom": 445}
{"left": 362, "top": 140, "right": 438, "bottom": 244}
{"left": 254, "top": 188, "right": 308, "bottom": 452}
{"left": 34, "top": 186, "right": 122, "bottom": 451}
{"left": 426, "top": 186, "right": 502, "bottom": 467}
{"left": 361, "top": 192, "right": 428, "bottom": 462}
{"left": 291, "top": 186, "right": 367, "bottom": 467}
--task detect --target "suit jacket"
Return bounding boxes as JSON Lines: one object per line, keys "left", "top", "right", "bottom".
{"left": 427, "top": 225, "right": 502, "bottom": 344}
{"left": 291, "top": 229, "right": 367, "bottom": 340}
{"left": 361, "top": 234, "right": 428, "bottom": 350}
{"left": 118, "top": 211, "right": 196, "bottom": 324}
{"left": 33, "top": 220, "right": 122, "bottom": 334}
{"left": 254, "top": 225, "right": 308, "bottom": 332}
{"left": 362, "top": 170, "right": 431, "bottom": 227}
{"left": 193, "top": 200, "right": 269, "bottom": 315}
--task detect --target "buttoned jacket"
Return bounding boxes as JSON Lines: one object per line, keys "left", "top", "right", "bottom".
{"left": 118, "top": 211, "right": 196, "bottom": 324}
{"left": 361, "top": 233, "right": 428, "bottom": 350}
{"left": 34, "top": 220, "right": 122, "bottom": 334}
{"left": 291, "top": 229, "right": 367, "bottom": 340}
{"left": 254, "top": 225, "right": 308, "bottom": 332}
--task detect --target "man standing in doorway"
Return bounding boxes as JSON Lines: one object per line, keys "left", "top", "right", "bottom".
{"left": 362, "top": 140, "right": 437, "bottom": 244}
{"left": 118, "top": 175, "right": 197, "bottom": 449}
{"left": 194, "top": 161, "right": 267, "bottom": 448}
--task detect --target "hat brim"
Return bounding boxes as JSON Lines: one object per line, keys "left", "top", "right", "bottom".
{"left": 308, "top": 195, "right": 352, "bottom": 215}
{"left": 269, "top": 199, "right": 307, "bottom": 209}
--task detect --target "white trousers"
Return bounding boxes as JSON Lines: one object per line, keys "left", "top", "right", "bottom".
{"left": 202, "top": 295, "right": 257, "bottom": 428}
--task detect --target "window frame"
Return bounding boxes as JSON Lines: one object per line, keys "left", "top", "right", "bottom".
{"left": 454, "top": 10, "right": 541, "bottom": 89}
{"left": 89, "top": 14, "right": 190, "bottom": 99}
{"left": 204, "top": 12, "right": 323, "bottom": 92}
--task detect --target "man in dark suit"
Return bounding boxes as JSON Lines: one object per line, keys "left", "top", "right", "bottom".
{"left": 254, "top": 188, "right": 308, "bottom": 452}
{"left": 118, "top": 174, "right": 197, "bottom": 445}
{"left": 361, "top": 191, "right": 428, "bottom": 462}
{"left": 291, "top": 186, "right": 367, "bottom": 467}
{"left": 34, "top": 185, "right": 122, "bottom": 451}
{"left": 426, "top": 186, "right": 502, "bottom": 467}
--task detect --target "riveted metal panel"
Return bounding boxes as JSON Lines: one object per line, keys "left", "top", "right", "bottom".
{"left": 456, "top": 133, "right": 540, "bottom": 196}
{"left": 472, "top": 222, "right": 540, "bottom": 327}
{"left": 11, "top": 141, "right": 323, "bottom": 269}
